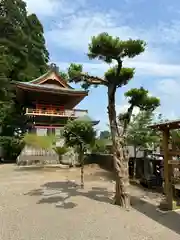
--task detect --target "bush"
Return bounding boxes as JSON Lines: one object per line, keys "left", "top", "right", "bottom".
{"left": 0, "top": 136, "right": 25, "bottom": 161}
{"left": 24, "top": 133, "right": 55, "bottom": 149}
{"left": 90, "top": 139, "right": 110, "bottom": 154}
{"left": 54, "top": 146, "right": 68, "bottom": 158}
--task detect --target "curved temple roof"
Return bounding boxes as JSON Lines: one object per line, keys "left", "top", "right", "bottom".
{"left": 14, "top": 81, "right": 88, "bottom": 95}
{"left": 13, "top": 63, "right": 88, "bottom": 96}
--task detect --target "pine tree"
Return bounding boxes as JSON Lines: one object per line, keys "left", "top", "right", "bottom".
{"left": 68, "top": 33, "right": 147, "bottom": 208}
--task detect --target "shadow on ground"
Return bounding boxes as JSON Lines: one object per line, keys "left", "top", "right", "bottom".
{"left": 14, "top": 166, "right": 65, "bottom": 172}
{"left": 26, "top": 181, "right": 113, "bottom": 208}
{"left": 26, "top": 180, "right": 180, "bottom": 235}
{"left": 131, "top": 196, "right": 180, "bottom": 235}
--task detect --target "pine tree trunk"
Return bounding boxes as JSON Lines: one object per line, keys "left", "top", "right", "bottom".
{"left": 108, "top": 85, "right": 130, "bottom": 208}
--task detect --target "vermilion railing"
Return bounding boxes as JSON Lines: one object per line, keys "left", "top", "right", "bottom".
{"left": 25, "top": 108, "right": 88, "bottom": 118}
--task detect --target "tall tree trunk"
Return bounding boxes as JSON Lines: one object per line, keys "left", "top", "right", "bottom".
{"left": 108, "top": 85, "right": 130, "bottom": 208}
{"left": 133, "top": 145, "right": 137, "bottom": 179}
{"left": 79, "top": 150, "right": 84, "bottom": 189}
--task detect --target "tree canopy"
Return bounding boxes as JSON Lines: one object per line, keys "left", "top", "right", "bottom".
{"left": 63, "top": 120, "right": 96, "bottom": 150}
{"left": 127, "top": 111, "right": 161, "bottom": 153}
{"left": 67, "top": 33, "right": 146, "bottom": 89}
{"left": 118, "top": 87, "right": 160, "bottom": 132}
{"left": 100, "top": 130, "right": 111, "bottom": 140}
{"left": 66, "top": 32, "right": 147, "bottom": 207}
{"left": 63, "top": 120, "right": 96, "bottom": 188}
{"left": 0, "top": 0, "right": 49, "bottom": 83}
{"left": 0, "top": 0, "right": 49, "bottom": 160}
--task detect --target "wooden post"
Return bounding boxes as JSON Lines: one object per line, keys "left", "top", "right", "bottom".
{"left": 162, "top": 128, "right": 173, "bottom": 210}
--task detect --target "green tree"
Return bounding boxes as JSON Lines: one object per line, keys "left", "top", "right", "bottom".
{"left": 119, "top": 87, "right": 160, "bottom": 132}
{"left": 0, "top": 0, "right": 49, "bottom": 160}
{"left": 118, "top": 88, "right": 160, "bottom": 179}
{"left": 90, "top": 138, "right": 109, "bottom": 154}
{"left": 0, "top": 0, "right": 49, "bottom": 81}
{"left": 67, "top": 33, "right": 146, "bottom": 207}
{"left": 21, "top": 13, "right": 49, "bottom": 81}
{"left": 100, "top": 130, "right": 111, "bottom": 140}
{"left": 127, "top": 111, "right": 160, "bottom": 154}
{"left": 63, "top": 120, "right": 96, "bottom": 188}
{"left": 127, "top": 111, "right": 160, "bottom": 177}
{"left": 0, "top": 0, "right": 28, "bottom": 81}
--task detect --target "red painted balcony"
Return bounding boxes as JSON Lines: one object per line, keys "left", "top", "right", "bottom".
{"left": 25, "top": 108, "right": 88, "bottom": 118}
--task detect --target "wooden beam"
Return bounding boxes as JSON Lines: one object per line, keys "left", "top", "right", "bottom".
{"left": 168, "top": 150, "right": 180, "bottom": 156}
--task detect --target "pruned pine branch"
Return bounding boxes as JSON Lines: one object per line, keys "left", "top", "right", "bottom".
{"left": 71, "top": 73, "right": 108, "bottom": 87}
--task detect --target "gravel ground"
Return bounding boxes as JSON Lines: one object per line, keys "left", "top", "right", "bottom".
{"left": 0, "top": 164, "right": 180, "bottom": 240}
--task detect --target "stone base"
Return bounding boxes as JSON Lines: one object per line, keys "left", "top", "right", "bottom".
{"left": 60, "top": 147, "right": 79, "bottom": 166}
{"left": 17, "top": 145, "right": 59, "bottom": 166}
{"left": 159, "top": 199, "right": 180, "bottom": 211}
{"left": 17, "top": 145, "right": 79, "bottom": 166}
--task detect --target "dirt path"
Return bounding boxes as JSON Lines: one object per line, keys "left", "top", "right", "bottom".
{"left": 0, "top": 164, "right": 179, "bottom": 240}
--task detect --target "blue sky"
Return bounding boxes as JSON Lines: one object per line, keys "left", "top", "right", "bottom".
{"left": 25, "top": 0, "right": 180, "bottom": 131}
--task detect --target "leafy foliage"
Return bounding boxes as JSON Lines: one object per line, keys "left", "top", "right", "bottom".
{"left": 63, "top": 120, "right": 96, "bottom": 188}
{"left": 63, "top": 120, "right": 96, "bottom": 150}
{"left": 54, "top": 146, "right": 68, "bottom": 156}
{"left": 100, "top": 130, "right": 111, "bottom": 139}
{"left": 118, "top": 87, "right": 160, "bottom": 130}
{"left": 68, "top": 63, "right": 83, "bottom": 81}
{"left": 24, "top": 134, "right": 55, "bottom": 149}
{"left": 0, "top": 102, "right": 27, "bottom": 136}
{"left": 67, "top": 33, "right": 146, "bottom": 90}
{"left": 127, "top": 111, "right": 161, "bottom": 152}
{"left": 125, "top": 87, "right": 160, "bottom": 111}
{"left": 66, "top": 32, "right": 147, "bottom": 206}
{"left": 88, "top": 33, "right": 146, "bottom": 62}
{"left": 0, "top": 0, "right": 49, "bottom": 82}
{"left": 0, "top": 136, "right": 25, "bottom": 161}
{"left": 90, "top": 139, "right": 109, "bottom": 154}
{"left": 0, "top": 0, "right": 49, "bottom": 161}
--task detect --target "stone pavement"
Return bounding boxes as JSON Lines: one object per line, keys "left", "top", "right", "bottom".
{"left": 0, "top": 164, "right": 180, "bottom": 240}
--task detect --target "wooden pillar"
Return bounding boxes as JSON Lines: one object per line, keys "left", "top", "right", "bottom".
{"left": 162, "top": 128, "right": 173, "bottom": 210}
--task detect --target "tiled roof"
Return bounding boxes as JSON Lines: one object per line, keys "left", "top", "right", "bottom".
{"left": 29, "top": 68, "right": 72, "bottom": 89}
{"left": 13, "top": 81, "right": 88, "bottom": 95}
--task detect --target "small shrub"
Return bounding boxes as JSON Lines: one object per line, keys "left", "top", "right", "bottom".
{"left": 90, "top": 139, "right": 109, "bottom": 154}
{"left": 54, "top": 146, "right": 68, "bottom": 158}
{"left": 0, "top": 136, "right": 25, "bottom": 161}
{"left": 63, "top": 120, "right": 96, "bottom": 188}
{"left": 24, "top": 133, "right": 55, "bottom": 149}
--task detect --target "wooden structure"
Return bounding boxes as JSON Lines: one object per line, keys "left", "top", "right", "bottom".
{"left": 150, "top": 120, "right": 180, "bottom": 210}
{"left": 13, "top": 63, "right": 99, "bottom": 136}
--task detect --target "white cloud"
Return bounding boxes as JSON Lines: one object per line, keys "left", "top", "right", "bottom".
{"left": 152, "top": 78, "right": 180, "bottom": 120}
{"left": 46, "top": 9, "right": 180, "bottom": 79}
{"left": 46, "top": 12, "right": 144, "bottom": 52}
{"left": 25, "top": 0, "right": 180, "bottom": 124}
{"left": 25, "top": 0, "right": 59, "bottom": 16}
{"left": 116, "top": 104, "right": 140, "bottom": 116}
{"left": 57, "top": 59, "right": 180, "bottom": 79}
{"left": 127, "top": 61, "right": 180, "bottom": 78}
{"left": 25, "top": 0, "right": 86, "bottom": 17}
{"left": 157, "top": 78, "right": 180, "bottom": 96}
{"left": 156, "top": 21, "right": 180, "bottom": 44}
